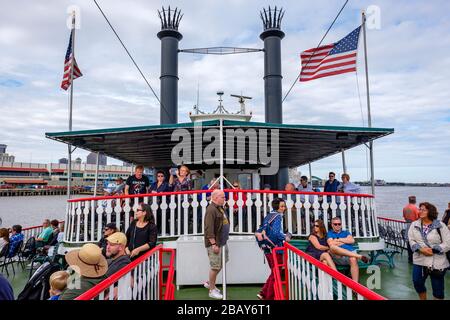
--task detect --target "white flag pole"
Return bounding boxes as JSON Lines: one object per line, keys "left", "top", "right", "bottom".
{"left": 67, "top": 11, "right": 76, "bottom": 199}
{"left": 362, "top": 11, "right": 375, "bottom": 195}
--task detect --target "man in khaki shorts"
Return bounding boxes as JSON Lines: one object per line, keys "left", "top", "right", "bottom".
{"left": 204, "top": 189, "right": 229, "bottom": 299}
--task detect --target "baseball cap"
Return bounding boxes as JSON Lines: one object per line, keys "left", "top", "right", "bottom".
{"left": 106, "top": 232, "right": 127, "bottom": 246}
{"left": 105, "top": 223, "right": 118, "bottom": 230}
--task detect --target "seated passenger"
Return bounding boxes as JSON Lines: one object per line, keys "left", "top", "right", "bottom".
{"left": 98, "top": 223, "right": 118, "bottom": 257}
{"left": 327, "top": 217, "right": 368, "bottom": 282}
{"left": 0, "top": 228, "right": 9, "bottom": 255}
{"left": 35, "top": 219, "right": 53, "bottom": 247}
{"left": 305, "top": 220, "right": 337, "bottom": 270}
{"left": 48, "top": 271, "right": 69, "bottom": 300}
{"left": 60, "top": 243, "right": 107, "bottom": 300}
{"left": 8, "top": 225, "right": 24, "bottom": 258}
{"left": 105, "top": 232, "right": 131, "bottom": 278}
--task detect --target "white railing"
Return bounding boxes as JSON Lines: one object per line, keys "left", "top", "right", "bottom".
{"left": 377, "top": 217, "right": 407, "bottom": 249}
{"left": 75, "top": 245, "right": 175, "bottom": 300}
{"left": 21, "top": 221, "right": 65, "bottom": 243}
{"left": 22, "top": 225, "right": 44, "bottom": 242}
{"left": 273, "top": 243, "right": 386, "bottom": 300}
{"left": 65, "top": 190, "right": 378, "bottom": 244}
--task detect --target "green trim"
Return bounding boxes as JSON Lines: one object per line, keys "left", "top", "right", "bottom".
{"left": 222, "top": 120, "right": 394, "bottom": 133}
{"left": 46, "top": 119, "right": 393, "bottom": 138}
{"left": 45, "top": 120, "right": 220, "bottom": 137}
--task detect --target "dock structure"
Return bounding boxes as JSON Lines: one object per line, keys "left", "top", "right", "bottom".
{"left": 0, "top": 187, "right": 84, "bottom": 197}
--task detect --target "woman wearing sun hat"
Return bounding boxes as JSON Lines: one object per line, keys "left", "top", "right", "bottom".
{"left": 59, "top": 243, "right": 108, "bottom": 300}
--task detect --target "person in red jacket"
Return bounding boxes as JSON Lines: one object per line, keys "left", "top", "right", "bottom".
{"left": 403, "top": 196, "right": 420, "bottom": 263}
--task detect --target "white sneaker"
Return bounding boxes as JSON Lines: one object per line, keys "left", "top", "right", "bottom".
{"left": 209, "top": 289, "right": 223, "bottom": 300}
{"left": 204, "top": 281, "right": 221, "bottom": 293}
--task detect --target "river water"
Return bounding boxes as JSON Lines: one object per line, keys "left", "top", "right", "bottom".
{"left": 0, "top": 186, "right": 448, "bottom": 228}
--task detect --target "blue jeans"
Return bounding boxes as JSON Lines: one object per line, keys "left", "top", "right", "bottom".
{"left": 412, "top": 264, "right": 446, "bottom": 299}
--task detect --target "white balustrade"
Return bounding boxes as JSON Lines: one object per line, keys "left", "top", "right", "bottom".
{"left": 277, "top": 243, "right": 385, "bottom": 300}
{"left": 64, "top": 190, "right": 379, "bottom": 244}
{"left": 75, "top": 245, "right": 175, "bottom": 300}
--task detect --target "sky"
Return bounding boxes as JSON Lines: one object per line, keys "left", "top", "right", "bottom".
{"left": 0, "top": 0, "right": 449, "bottom": 183}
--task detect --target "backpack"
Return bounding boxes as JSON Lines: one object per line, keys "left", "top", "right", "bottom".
{"left": 255, "top": 212, "right": 282, "bottom": 253}
{"left": 17, "top": 261, "right": 63, "bottom": 300}
{"left": 435, "top": 227, "right": 450, "bottom": 264}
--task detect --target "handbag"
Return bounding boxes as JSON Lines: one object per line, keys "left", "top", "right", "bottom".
{"left": 424, "top": 266, "right": 447, "bottom": 277}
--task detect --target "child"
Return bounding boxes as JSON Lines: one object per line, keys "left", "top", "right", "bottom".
{"left": 48, "top": 271, "right": 69, "bottom": 300}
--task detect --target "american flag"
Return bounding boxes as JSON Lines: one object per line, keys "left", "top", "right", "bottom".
{"left": 61, "top": 30, "right": 82, "bottom": 90}
{"left": 300, "top": 26, "right": 361, "bottom": 82}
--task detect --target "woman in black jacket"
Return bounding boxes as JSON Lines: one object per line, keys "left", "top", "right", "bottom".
{"left": 125, "top": 203, "right": 158, "bottom": 261}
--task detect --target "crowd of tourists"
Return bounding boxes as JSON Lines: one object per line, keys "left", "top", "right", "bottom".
{"left": 1, "top": 164, "right": 449, "bottom": 301}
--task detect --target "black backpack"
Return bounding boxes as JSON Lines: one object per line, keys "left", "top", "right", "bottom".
{"left": 435, "top": 227, "right": 450, "bottom": 264}
{"left": 17, "top": 261, "right": 63, "bottom": 300}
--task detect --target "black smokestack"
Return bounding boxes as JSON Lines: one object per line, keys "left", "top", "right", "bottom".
{"left": 260, "top": 6, "right": 288, "bottom": 189}
{"left": 260, "top": 6, "right": 284, "bottom": 124}
{"left": 157, "top": 6, "right": 183, "bottom": 124}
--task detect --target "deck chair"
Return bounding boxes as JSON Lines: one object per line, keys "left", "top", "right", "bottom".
{"left": 1, "top": 240, "right": 24, "bottom": 276}
{"left": 0, "top": 243, "right": 11, "bottom": 277}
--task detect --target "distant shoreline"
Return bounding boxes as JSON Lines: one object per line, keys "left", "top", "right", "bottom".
{"left": 356, "top": 183, "right": 450, "bottom": 187}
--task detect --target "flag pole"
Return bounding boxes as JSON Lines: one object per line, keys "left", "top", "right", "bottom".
{"left": 67, "top": 11, "right": 76, "bottom": 199}
{"left": 362, "top": 11, "right": 375, "bottom": 195}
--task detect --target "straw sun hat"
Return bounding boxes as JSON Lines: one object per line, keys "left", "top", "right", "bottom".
{"left": 65, "top": 243, "right": 108, "bottom": 278}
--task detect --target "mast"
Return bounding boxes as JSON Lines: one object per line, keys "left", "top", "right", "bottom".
{"left": 67, "top": 11, "right": 76, "bottom": 199}
{"left": 362, "top": 11, "right": 375, "bottom": 195}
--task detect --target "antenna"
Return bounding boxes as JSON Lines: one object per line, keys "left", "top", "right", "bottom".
{"left": 230, "top": 94, "right": 252, "bottom": 114}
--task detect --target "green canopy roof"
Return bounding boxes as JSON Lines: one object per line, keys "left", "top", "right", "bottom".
{"left": 46, "top": 120, "right": 393, "bottom": 169}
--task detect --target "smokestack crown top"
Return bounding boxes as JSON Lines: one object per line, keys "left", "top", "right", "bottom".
{"left": 260, "top": 6, "right": 285, "bottom": 30}
{"left": 158, "top": 6, "right": 183, "bottom": 31}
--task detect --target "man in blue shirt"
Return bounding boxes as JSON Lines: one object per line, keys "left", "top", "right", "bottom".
{"left": 327, "top": 217, "right": 368, "bottom": 282}
{"left": 324, "top": 172, "right": 340, "bottom": 192}
{"left": 9, "top": 224, "right": 24, "bottom": 257}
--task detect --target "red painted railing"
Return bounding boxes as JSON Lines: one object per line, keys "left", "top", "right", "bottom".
{"left": 75, "top": 244, "right": 175, "bottom": 300}
{"left": 273, "top": 242, "right": 386, "bottom": 300}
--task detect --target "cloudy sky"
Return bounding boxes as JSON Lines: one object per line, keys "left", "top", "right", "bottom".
{"left": 1, "top": 0, "right": 449, "bottom": 183}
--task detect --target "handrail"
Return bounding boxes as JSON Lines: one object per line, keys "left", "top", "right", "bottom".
{"left": 68, "top": 189, "right": 374, "bottom": 203}
{"left": 160, "top": 247, "right": 176, "bottom": 300}
{"left": 275, "top": 243, "right": 386, "bottom": 300}
{"left": 21, "top": 220, "right": 64, "bottom": 231}
{"left": 377, "top": 217, "right": 406, "bottom": 223}
{"left": 75, "top": 244, "right": 164, "bottom": 300}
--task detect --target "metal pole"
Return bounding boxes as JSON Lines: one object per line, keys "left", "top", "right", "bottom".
{"left": 93, "top": 152, "right": 100, "bottom": 197}
{"left": 67, "top": 11, "right": 76, "bottom": 200}
{"left": 341, "top": 149, "right": 347, "bottom": 174}
{"left": 362, "top": 11, "right": 375, "bottom": 195}
{"left": 308, "top": 162, "right": 312, "bottom": 188}
{"left": 219, "top": 118, "right": 226, "bottom": 300}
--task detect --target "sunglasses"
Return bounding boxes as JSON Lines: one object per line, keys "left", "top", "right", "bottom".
{"left": 333, "top": 223, "right": 342, "bottom": 226}
{"left": 233, "top": 185, "right": 239, "bottom": 188}
{"left": 314, "top": 225, "right": 320, "bottom": 228}
{"left": 104, "top": 228, "right": 110, "bottom": 231}
{"left": 157, "top": 175, "right": 164, "bottom": 177}
{"left": 136, "top": 209, "right": 144, "bottom": 212}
